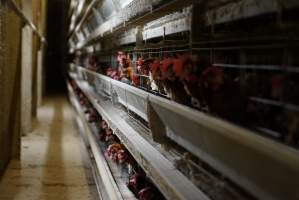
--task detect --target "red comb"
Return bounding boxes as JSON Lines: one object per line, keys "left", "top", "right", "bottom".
{"left": 173, "top": 54, "right": 192, "bottom": 77}
{"left": 150, "top": 60, "right": 160, "bottom": 74}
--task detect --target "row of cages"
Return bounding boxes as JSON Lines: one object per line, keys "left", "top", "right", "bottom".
{"left": 69, "top": 0, "right": 299, "bottom": 50}
{"left": 68, "top": 76, "right": 217, "bottom": 200}
{"left": 68, "top": 1, "right": 299, "bottom": 199}
{"left": 69, "top": 79, "right": 167, "bottom": 200}
{"left": 69, "top": 64, "right": 299, "bottom": 200}
{"left": 72, "top": 43, "right": 299, "bottom": 149}
{"left": 70, "top": 0, "right": 183, "bottom": 47}
{"left": 69, "top": 75, "right": 256, "bottom": 200}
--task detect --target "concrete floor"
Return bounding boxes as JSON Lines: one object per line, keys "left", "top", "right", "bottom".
{"left": 0, "top": 96, "right": 99, "bottom": 200}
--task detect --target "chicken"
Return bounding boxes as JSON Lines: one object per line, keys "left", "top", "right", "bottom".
{"left": 98, "top": 120, "right": 109, "bottom": 141}
{"left": 149, "top": 59, "right": 165, "bottom": 93}
{"left": 87, "top": 108, "right": 99, "bottom": 123}
{"left": 105, "top": 143, "right": 129, "bottom": 164}
{"left": 106, "top": 68, "right": 120, "bottom": 80}
{"left": 136, "top": 58, "right": 144, "bottom": 74}
{"left": 117, "top": 51, "right": 126, "bottom": 63}
{"left": 106, "top": 143, "right": 123, "bottom": 162}
{"left": 98, "top": 123, "right": 117, "bottom": 143}
{"left": 99, "top": 129, "right": 107, "bottom": 142}
{"left": 159, "top": 56, "right": 190, "bottom": 105}
{"left": 132, "top": 74, "right": 140, "bottom": 87}
{"left": 77, "top": 93, "right": 92, "bottom": 113}
{"left": 201, "top": 66, "right": 248, "bottom": 124}
{"left": 69, "top": 80, "right": 93, "bottom": 112}
{"left": 172, "top": 53, "right": 208, "bottom": 110}
{"left": 117, "top": 149, "right": 129, "bottom": 164}
{"left": 127, "top": 173, "right": 147, "bottom": 194}
{"left": 136, "top": 58, "right": 154, "bottom": 90}
{"left": 118, "top": 54, "right": 133, "bottom": 84}
{"left": 99, "top": 120, "right": 108, "bottom": 130}
{"left": 138, "top": 187, "right": 157, "bottom": 200}
{"left": 78, "top": 93, "right": 86, "bottom": 105}
{"left": 105, "top": 128, "right": 116, "bottom": 143}
{"left": 127, "top": 172, "right": 165, "bottom": 199}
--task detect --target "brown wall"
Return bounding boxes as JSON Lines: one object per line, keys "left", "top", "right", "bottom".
{"left": 0, "top": 1, "right": 22, "bottom": 176}
{"left": 0, "top": 0, "right": 47, "bottom": 177}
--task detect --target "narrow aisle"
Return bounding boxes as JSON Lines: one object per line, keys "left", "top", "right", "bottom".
{"left": 0, "top": 96, "right": 98, "bottom": 200}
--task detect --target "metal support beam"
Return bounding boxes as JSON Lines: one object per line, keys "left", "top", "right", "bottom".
{"left": 6, "top": 0, "right": 47, "bottom": 44}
